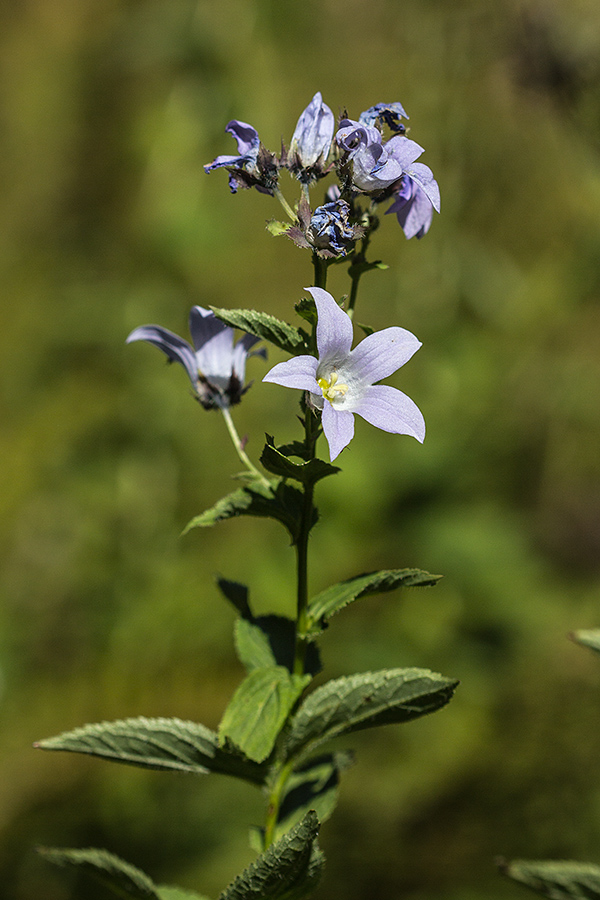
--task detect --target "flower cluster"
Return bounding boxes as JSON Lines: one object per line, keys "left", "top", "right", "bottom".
{"left": 126, "top": 307, "right": 265, "bottom": 409}
{"left": 205, "top": 92, "right": 440, "bottom": 250}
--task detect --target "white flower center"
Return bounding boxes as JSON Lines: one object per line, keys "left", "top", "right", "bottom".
{"left": 318, "top": 371, "right": 348, "bottom": 405}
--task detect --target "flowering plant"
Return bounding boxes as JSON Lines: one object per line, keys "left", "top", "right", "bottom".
{"left": 36, "top": 93, "right": 455, "bottom": 900}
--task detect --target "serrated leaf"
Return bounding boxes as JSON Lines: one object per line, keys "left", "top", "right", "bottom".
{"left": 39, "top": 847, "right": 210, "bottom": 900}
{"left": 266, "top": 220, "right": 291, "bottom": 237}
{"left": 219, "top": 810, "right": 323, "bottom": 900}
{"left": 183, "top": 482, "right": 315, "bottom": 544}
{"left": 498, "top": 859, "right": 600, "bottom": 899}
{"left": 36, "top": 717, "right": 266, "bottom": 785}
{"left": 210, "top": 307, "right": 309, "bottom": 355}
{"left": 260, "top": 436, "right": 340, "bottom": 486}
{"left": 235, "top": 616, "right": 321, "bottom": 676}
{"left": 274, "top": 751, "right": 353, "bottom": 841}
{"left": 219, "top": 667, "right": 311, "bottom": 763}
{"left": 306, "top": 568, "right": 441, "bottom": 630}
{"left": 285, "top": 668, "right": 458, "bottom": 759}
{"left": 216, "top": 577, "right": 253, "bottom": 618}
{"left": 571, "top": 629, "right": 600, "bottom": 655}
{"left": 294, "top": 297, "right": 317, "bottom": 327}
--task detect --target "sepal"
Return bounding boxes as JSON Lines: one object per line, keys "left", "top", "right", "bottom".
{"left": 284, "top": 668, "right": 458, "bottom": 759}
{"left": 35, "top": 717, "right": 267, "bottom": 785}
{"left": 219, "top": 810, "right": 323, "bottom": 900}
{"left": 210, "top": 307, "right": 309, "bottom": 355}
{"left": 219, "top": 667, "right": 311, "bottom": 763}
{"left": 38, "top": 846, "right": 210, "bottom": 900}
{"left": 498, "top": 858, "right": 600, "bottom": 899}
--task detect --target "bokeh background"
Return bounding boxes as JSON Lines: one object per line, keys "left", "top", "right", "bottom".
{"left": 2, "top": 0, "right": 600, "bottom": 898}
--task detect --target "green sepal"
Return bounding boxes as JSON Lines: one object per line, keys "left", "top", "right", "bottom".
{"left": 210, "top": 307, "right": 309, "bottom": 355}
{"left": 266, "top": 219, "right": 292, "bottom": 237}
{"left": 183, "top": 482, "right": 316, "bottom": 545}
{"left": 274, "top": 751, "right": 353, "bottom": 842}
{"left": 219, "top": 667, "right": 311, "bottom": 764}
{"left": 219, "top": 810, "right": 323, "bottom": 900}
{"left": 498, "top": 858, "right": 600, "bottom": 899}
{"left": 216, "top": 577, "right": 253, "bottom": 618}
{"left": 284, "top": 668, "right": 458, "bottom": 759}
{"left": 35, "top": 717, "right": 267, "bottom": 785}
{"left": 235, "top": 616, "right": 321, "bottom": 677}
{"left": 571, "top": 629, "right": 600, "bottom": 655}
{"left": 38, "top": 846, "right": 210, "bottom": 900}
{"left": 306, "top": 568, "right": 442, "bottom": 632}
{"left": 260, "top": 436, "right": 340, "bottom": 486}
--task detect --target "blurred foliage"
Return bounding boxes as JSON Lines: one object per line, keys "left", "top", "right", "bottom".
{"left": 2, "top": 0, "right": 600, "bottom": 898}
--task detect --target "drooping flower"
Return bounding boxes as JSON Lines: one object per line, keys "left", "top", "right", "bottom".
{"left": 204, "top": 120, "right": 278, "bottom": 194}
{"left": 263, "top": 288, "right": 425, "bottom": 461}
{"left": 127, "top": 307, "right": 266, "bottom": 409}
{"left": 287, "top": 92, "right": 334, "bottom": 182}
{"left": 386, "top": 171, "right": 441, "bottom": 239}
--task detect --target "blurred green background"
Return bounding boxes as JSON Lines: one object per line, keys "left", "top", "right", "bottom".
{"left": 2, "top": 0, "right": 600, "bottom": 898}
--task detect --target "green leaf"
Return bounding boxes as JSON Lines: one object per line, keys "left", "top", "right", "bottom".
{"left": 260, "top": 436, "right": 340, "bottom": 486}
{"left": 498, "top": 858, "right": 600, "bottom": 899}
{"left": 266, "top": 219, "right": 292, "bottom": 237}
{"left": 219, "top": 667, "right": 311, "bottom": 763}
{"left": 235, "top": 616, "right": 321, "bottom": 676}
{"left": 571, "top": 629, "right": 600, "bottom": 655}
{"left": 36, "top": 717, "right": 267, "bottom": 785}
{"left": 183, "top": 482, "right": 316, "bottom": 544}
{"left": 274, "top": 751, "right": 353, "bottom": 841}
{"left": 285, "top": 668, "right": 458, "bottom": 759}
{"left": 294, "top": 297, "right": 317, "bottom": 327}
{"left": 216, "top": 577, "right": 253, "bottom": 618}
{"left": 210, "top": 307, "right": 309, "bottom": 355}
{"left": 38, "top": 847, "right": 210, "bottom": 900}
{"left": 306, "top": 568, "right": 442, "bottom": 630}
{"left": 219, "top": 810, "right": 323, "bottom": 900}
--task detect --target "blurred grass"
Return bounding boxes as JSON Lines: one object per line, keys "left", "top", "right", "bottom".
{"left": 2, "top": 0, "right": 600, "bottom": 898}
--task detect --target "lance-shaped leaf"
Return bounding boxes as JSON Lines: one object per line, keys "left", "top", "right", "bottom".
{"left": 498, "top": 858, "right": 600, "bottom": 900}
{"left": 219, "top": 667, "right": 311, "bottom": 763}
{"left": 571, "top": 629, "right": 600, "bottom": 656}
{"left": 211, "top": 307, "right": 309, "bottom": 356}
{"left": 183, "top": 482, "right": 316, "bottom": 545}
{"left": 274, "top": 751, "right": 353, "bottom": 842}
{"left": 260, "top": 436, "right": 340, "bottom": 486}
{"left": 35, "top": 717, "right": 267, "bottom": 785}
{"left": 220, "top": 810, "right": 323, "bottom": 900}
{"left": 38, "top": 847, "right": 210, "bottom": 900}
{"left": 285, "top": 668, "right": 458, "bottom": 759}
{"left": 235, "top": 616, "right": 321, "bottom": 676}
{"left": 306, "top": 568, "right": 441, "bottom": 631}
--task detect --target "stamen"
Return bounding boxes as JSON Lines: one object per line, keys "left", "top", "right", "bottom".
{"left": 318, "top": 371, "right": 349, "bottom": 404}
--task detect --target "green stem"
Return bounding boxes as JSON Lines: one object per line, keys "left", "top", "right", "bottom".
{"left": 274, "top": 187, "right": 297, "bottom": 223}
{"left": 219, "top": 405, "right": 270, "bottom": 488}
{"left": 312, "top": 253, "right": 328, "bottom": 290}
{"left": 347, "top": 232, "right": 372, "bottom": 320}
{"left": 263, "top": 759, "right": 294, "bottom": 848}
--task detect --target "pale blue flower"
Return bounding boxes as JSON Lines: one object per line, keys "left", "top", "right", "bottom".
{"left": 359, "top": 102, "right": 409, "bottom": 133}
{"left": 204, "top": 120, "right": 277, "bottom": 194}
{"left": 336, "top": 120, "right": 426, "bottom": 192}
{"left": 263, "top": 288, "right": 425, "bottom": 461}
{"left": 288, "top": 92, "right": 334, "bottom": 178}
{"left": 386, "top": 169, "right": 441, "bottom": 239}
{"left": 127, "top": 307, "right": 265, "bottom": 409}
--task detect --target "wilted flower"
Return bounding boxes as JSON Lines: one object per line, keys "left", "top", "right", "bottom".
{"left": 127, "top": 307, "right": 265, "bottom": 409}
{"left": 263, "top": 288, "right": 424, "bottom": 461}
{"left": 287, "top": 92, "right": 334, "bottom": 182}
{"left": 204, "top": 120, "right": 278, "bottom": 194}
{"left": 359, "top": 101, "right": 409, "bottom": 133}
{"left": 306, "top": 200, "right": 362, "bottom": 257}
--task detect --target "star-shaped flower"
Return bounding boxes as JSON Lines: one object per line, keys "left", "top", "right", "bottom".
{"left": 263, "top": 288, "right": 425, "bottom": 461}
{"left": 127, "top": 307, "right": 265, "bottom": 409}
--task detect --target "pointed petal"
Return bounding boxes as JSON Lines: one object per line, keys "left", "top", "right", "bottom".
{"left": 189, "top": 306, "right": 229, "bottom": 351}
{"left": 225, "top": 120, "right": 260, "bottom": 157}
{"left": 290, "top": 92, "right": 334, "bottom": 167}
{"left": 126, "top": 325, "right": 197, "bottom": 385}
{"left": 404, "top": 163, "right": 441, "bottom": 212}
{"left": 262, "top": 355, "right": 319, "bottom": 392}
{"left": 385, "top": 135, "right": 425, "bottom": 168}
{"left": 232, "top": 334, "right": 265, "bottom": 382}
{"left": 349, "top": 327, "right": 422, "bottom": 384}
{"left": 305, "top": 287, "right": 353, "bottom": 363}
{"left": 322, "top": 404, "right": 355, "bottom": 461}
{"left": 196, "top": 328, "right": 235, "bottom": 381}
{"left": 353, "top": 385, "right": 425, "bottom": 442}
